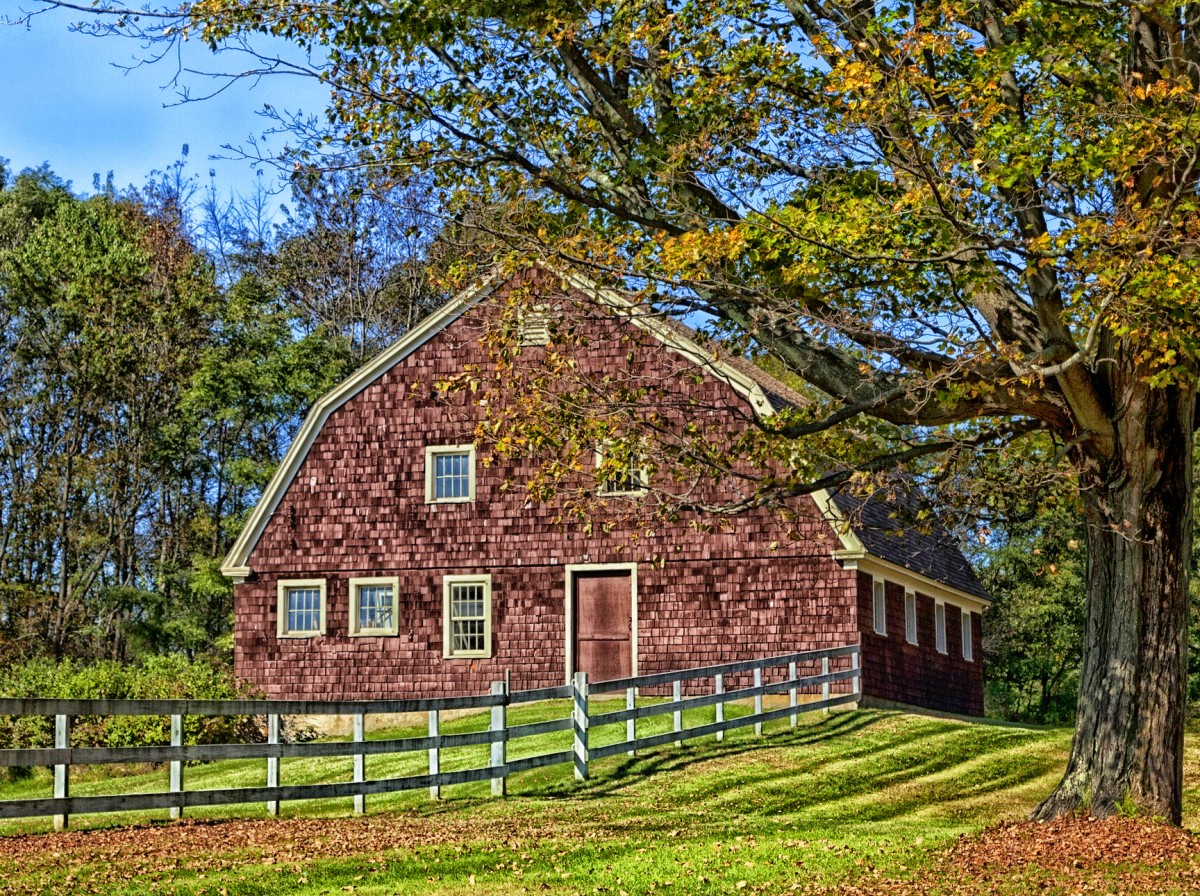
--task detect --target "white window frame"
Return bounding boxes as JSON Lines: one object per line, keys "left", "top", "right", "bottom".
{"left": 277, "top": 578, "right": 327, "bottom": 638}
{"left": 425, "top": 444, "right": 477, "bottom": 504}
{"left": 904, "top": 590, "right": 918, "bottom": 645}
{"left": 595, "top": 443, "right": 647, "bottom": 497}
{"left": 872, "top": 578, "right": 887, "bottom": 636}
{"left": 443, "top": 574, "right": 493, "bottom": 659}
{"left": 348, "top": 576, "right": 400, "bottom": 636}
{"left": 962, "top": 610, "right": 974, "bottom": 662}
{"left": 935, "top": 601, "right": 948, "bottom": 654}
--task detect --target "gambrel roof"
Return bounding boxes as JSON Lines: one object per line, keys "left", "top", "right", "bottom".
{"left": 221, "top": 268, "right": 989, "bottom": 611}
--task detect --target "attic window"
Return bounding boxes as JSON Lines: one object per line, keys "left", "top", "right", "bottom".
{"left": 596, "top": 444, "right": 647, "bottom": 496}
{"left": 518, "top": 304, "right": 551, "bottom": 346}
{"left": 425, "top": 445, "right": 476, "bottom": 503}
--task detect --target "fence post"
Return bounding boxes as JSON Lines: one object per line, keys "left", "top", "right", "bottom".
{"left": 53, "top": 714, "right": 69, "bottom": 832}
{"left": 754, "top": 666, "right": 763, "bottom": 736}
{"left": 266, "top": 713, "right": 280, "bottom": 816}
{"left": 491, "top": 681, "right": 507, "bottom": 797}
{"left": 789, "top": 661, "right": 798, "bottom": 728}
{"left": 672, "top": 679, "right": 683, "bottom": 747}
{"left": 169, "top": 713, "right": 184, "bottom": 820}
{"left": 852, "top": 648, "right": 861, "bottom": 699}
{"left": 572, "top": 671, "right": 589, "bottom": 781}
{"left": 626, "top": 686, "right": 636, "bottom": 756}
{"left": 428, "top": 709, "right": 441, "bottom": 800}
{"left": 715, "top": 674, "right": 725, "bottom": 743}
{"left": 353, "top": 709, "right": 366, "bottom": 815}
{"left": 821, "top": 656, "right": 831, "bottom": 715}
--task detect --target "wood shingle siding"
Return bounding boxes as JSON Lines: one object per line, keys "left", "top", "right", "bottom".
{"left": 229, "top": 270, "right": 986, "bottom": 713}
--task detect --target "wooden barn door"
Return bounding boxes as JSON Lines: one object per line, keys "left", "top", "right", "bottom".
{"left": 572, "top": 570, "right": 633, "bottom": 683}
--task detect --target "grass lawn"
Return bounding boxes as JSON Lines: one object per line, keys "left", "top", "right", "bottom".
{"left": 0, "top": 705, "right": 1193, "bottom": 895}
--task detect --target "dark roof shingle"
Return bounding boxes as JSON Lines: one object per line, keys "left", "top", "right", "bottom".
{"left": 829, "top": 491, "right": 990, "bottom": 601}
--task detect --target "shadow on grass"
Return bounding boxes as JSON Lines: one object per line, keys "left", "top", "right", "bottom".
{"left": 0, "top": 708, "right": 1070, "bottom": 839}
{"left": 537, "top": 709, "right": 1067, "bottom": 833}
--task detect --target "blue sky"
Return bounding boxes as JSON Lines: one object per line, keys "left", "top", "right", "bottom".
{"left": 0, "top": 5, "right": 327, "bottom": 200}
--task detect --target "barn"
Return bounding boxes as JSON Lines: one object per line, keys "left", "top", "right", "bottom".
{"left": 220, "top": 269, "right": 989, "bottom": 715}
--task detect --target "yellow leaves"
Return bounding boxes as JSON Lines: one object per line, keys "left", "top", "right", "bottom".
{"left": 831, "top": 60, "right": 882, "bottom": 94}
{"left": 1129, "top": 79, "right": 1197, "bottom": 103}
{"left": 658, "top": 229, "right": 748, "bottom": 278}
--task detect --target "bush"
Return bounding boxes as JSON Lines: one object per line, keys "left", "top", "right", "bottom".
{"left": 0, "top": 655, "right": 262, "bottom": 752}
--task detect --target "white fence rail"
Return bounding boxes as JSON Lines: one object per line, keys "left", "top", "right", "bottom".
{"left": 0, "top": 645, "right": 859, "bottom": 829}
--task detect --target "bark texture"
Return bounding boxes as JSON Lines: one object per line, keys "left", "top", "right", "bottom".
{"left": 1034, "top": 382, "right": 1194, "bottom": 823}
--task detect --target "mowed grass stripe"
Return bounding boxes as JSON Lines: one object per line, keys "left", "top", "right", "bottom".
{"left": 9, "top": 709, "right": 1197, "bottom": 896}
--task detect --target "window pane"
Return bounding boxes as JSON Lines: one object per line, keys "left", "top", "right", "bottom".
{"left": 358, "top": 585, "right": 394, "bottom": 631}
{"left": 287, "top": 587, "right": 321, "bottom": 633}
{"left": 962, "top": 613, "right": 973, "bottom": 661}
{"left": 599, "top": 450, "right": 644, "bottom": 494}
{"left": 449, "top": 582, "right": 487, "bottom": 654}
{"left": 435, "top": 451, "right": 472, "bottom": 499}
{"left": 453, "top": 618, "right": 485, "bottom": 653}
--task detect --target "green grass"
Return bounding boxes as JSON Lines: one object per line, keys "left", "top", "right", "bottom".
{"left": 0, "top": 705, "right": 1091, "bottom": 894}
{"left": 0, "top": 696, "right": 787, "bottom": 828}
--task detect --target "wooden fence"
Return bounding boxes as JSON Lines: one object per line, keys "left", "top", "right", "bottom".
{"left": 0, "top": 644, "right": 859, "bottom": 830}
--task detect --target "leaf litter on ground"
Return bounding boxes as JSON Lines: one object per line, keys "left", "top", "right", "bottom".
{"left": 0, "top": 814, "right": 1196, "bottom": 895}
{"left": 805, "top": 816, "right": 1200, "bottom": 895}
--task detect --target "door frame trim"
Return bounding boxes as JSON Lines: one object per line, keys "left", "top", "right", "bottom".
{"left": 564, "top": 562, "right": 638, "bottom": 685}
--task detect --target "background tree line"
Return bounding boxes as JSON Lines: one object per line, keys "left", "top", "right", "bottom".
{"left": 0, "top": 157, "right": 450, "bottom": 668}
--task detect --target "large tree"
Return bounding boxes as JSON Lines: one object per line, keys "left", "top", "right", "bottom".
{"left": 0, "top": 163, "right": 354, "bottom": 662}
{"left": 39, "top": 0, "right": 1200, "bottom": 821}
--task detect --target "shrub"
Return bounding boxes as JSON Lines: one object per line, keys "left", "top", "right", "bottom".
{"left": 0, "top": 655, "right": 262, "bottom": 752}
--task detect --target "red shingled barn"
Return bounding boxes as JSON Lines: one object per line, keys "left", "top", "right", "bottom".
{"left": 221, "top": 270, "right": 989, "bottom": 714}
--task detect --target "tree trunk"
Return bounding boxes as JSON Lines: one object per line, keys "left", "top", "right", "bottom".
{"left": 1034, "top": 383, "right": 1193, "bottom": 823}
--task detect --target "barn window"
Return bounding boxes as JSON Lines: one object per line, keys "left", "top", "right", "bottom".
{"left": 443, "top": 574, "right": 492, "bottom": 658}
{"left": 277, "top": 579, "right": 326, "bottom": 637}
{"left": 596, "top": 444, "right": 647, "bottom": 496}
{"left": 962, "top": 611, "right": 974, "bottom": 661}
{"left": 904, "top": 590, "right": 918, "bottom": 645}
{"left": 349, "top": 577, "right": 399, "bottom": 636}
{"left": 935, "top": 602, "right": 948, "bottom": 654}
{"left": 872, "top": 578, "right": 887, "bottom": 635}
{"left": 425, "top": 445, "right": 476, "bottom": 503}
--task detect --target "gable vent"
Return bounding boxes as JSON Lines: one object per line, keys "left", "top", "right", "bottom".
{"left": 519, "top": 305, "right": 552, "bottom": 346}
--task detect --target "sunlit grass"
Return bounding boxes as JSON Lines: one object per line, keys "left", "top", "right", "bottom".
{"left": 0, "top": 707, "right": 1090, "bottom": 894}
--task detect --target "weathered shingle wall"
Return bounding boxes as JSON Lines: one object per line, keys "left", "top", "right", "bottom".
{"left": 856, "top": 573, "right": 985, "bottom": 715}
{"left": 235, "top": 281, "right": 860, "bottom": 700}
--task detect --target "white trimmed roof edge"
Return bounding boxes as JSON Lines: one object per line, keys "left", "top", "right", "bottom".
{"left": 220, "top": 275, "right": 500, "bottom": 578}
